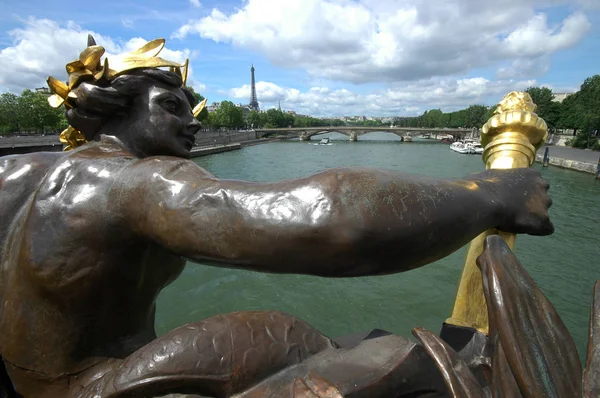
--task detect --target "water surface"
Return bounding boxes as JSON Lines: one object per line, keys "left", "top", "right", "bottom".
{"left": 156, "top": 133, "right": 600, "bottom": 360}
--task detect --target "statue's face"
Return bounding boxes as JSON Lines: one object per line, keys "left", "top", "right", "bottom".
{"left": 126, "top": 83, "right": 200, "bottom": 158}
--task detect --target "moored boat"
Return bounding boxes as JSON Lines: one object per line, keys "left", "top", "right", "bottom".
{"left": 311, "top": 137, "right": 333, "bottom": 146}
{"left": 450, "top": 141, "right": 474, "bottom": 154}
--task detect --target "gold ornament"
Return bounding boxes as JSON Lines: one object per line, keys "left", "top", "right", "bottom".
{"left": 446, "top": 91, "right": 548, "bottom": 335}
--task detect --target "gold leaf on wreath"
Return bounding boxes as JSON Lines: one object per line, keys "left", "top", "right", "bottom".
{"left": 59, "top": 126, "right": 88, "bottom": 151}
{"left": 193, "top": 98, "right": 207, "bottom": 118}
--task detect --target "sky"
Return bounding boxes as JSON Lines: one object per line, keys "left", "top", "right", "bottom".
{"left": 0, "top": 0, "right": 598, "bottom": 117}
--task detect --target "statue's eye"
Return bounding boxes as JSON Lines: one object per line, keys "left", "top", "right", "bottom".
{"left": 163, "top": 99, "right": 178, "bottom": 112}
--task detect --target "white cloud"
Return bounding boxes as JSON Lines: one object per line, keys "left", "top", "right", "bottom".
{"left": 189, "top": 79, "right": 207, "bottom": 93}
{"left": 228, "top": 78, "right": 536, "bottom": 117}
{"left": 496, "top": 57, "right": 550, "bottom": 80}
{"left": 189, "top": 0, "right": 201, "bottom": 8}
{"left": 0, "top": 18, "right": 200, "bottom": 93}
{"left": 173, "top": 0, "right": 591, "bottom": 84}
{"left": 121, "top": 18, "right": 135, "bottom": 29}
{"left": 502, "top": 12, "right": 590, "bottom": 57}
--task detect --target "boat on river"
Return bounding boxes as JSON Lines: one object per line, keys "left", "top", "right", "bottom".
{"left": 311, "top": 137, "right": 333, "bottom": 146}
{"left": 450, "top": 141, "right": 474, "bottom": 154}
{"left": 450, "top": 140, "right": 483, "bottom": 154}
{"left": 471, "top": 142, "right": 484, "bottom": 154}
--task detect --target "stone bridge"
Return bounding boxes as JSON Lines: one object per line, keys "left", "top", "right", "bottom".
{"left": 255, "top": 126, "right": 475, "bottom": 141}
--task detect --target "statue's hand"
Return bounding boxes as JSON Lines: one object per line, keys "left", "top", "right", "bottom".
{"left": 478, "top": 168, "right": 554, "bottom": 236}
{"left": 293, "top": 372, "right": 344, "bottom": 397}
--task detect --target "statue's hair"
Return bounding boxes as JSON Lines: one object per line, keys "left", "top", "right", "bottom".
{"left": 67, "top": 69, "right": 197, "bottom": 141}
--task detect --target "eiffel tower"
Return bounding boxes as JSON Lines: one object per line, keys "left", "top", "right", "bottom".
{"left": 249, "top": 64, "right": 260, "bottom": 111}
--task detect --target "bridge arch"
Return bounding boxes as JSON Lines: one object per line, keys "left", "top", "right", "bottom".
{"left": 255, "top": 126, "right": 472, "bottom": 141}
{"left": 300, "top": 130, "right": 351, "bottom": 140}
{"left": 300, "top": 129, "right": 410, "bottom": 141}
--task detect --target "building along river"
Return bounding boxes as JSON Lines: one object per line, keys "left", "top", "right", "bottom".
{"left": 155, "top": 132, "right": 600, "bottom": 362}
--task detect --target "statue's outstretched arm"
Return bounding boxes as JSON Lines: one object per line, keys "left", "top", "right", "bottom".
{"left": 116, "top": 158, "right": 552, "bottom": 277}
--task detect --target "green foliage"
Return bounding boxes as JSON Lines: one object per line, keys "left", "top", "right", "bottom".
{"left": 0, "top": 93, "right": 20, "bottom": 134}
{"left": 570, "top": 115, "right": 600, "bottom": 150}
{"left": 391, "top": 105, "right": 491, "bottom": 129}
{"left": 246, "top": 110, "right": 264, "bottom": 128}
{"left": 0, "top": 90, "right": 67, "bottom": 135}
{"left": 554, "top": 75, "right": 600, "bottom": 150}
{"left": 264, "top": 108, "right": 294, "bottom": 128}
{"left": 526, "top": 86, "right": 560, "bottom": 130}
{"left": 465, "top": 105, "right": 488, "bottom": 128}
{"left": 293, "top": 115, "right": 325, "bottom": 127}
{"left": 206, "top": 101, "right": 244, "bottom": 129}
{"left": 482, "top": 106, "right": 496, "bottom": 123}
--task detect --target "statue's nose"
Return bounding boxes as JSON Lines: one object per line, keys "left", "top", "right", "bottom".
{"left": 188, "top": 118, "right": 201, "bottom": 135}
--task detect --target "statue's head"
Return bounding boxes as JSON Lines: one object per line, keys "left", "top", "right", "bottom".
{"left": 47, "top": 35, "right": 206, "bottom": 158}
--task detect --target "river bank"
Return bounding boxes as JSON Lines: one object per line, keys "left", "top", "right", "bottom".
{"left": 189, "top": 137, "right": 291, "bottom": 157}
{"left": 535, "top": 145, "right": 599, "bottom": 175}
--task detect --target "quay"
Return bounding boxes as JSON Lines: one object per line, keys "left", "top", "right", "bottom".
{"left": 190, "top": 143, "right": 241, "bottom": 157}
{"left": 0, "top": 134, "right": 287, "bottom": 158}
{"left": 0, "top": 135, "right": 62, "bottom": 156}
{"left": 535, "top": 145, "right": 599, "bottom": 175}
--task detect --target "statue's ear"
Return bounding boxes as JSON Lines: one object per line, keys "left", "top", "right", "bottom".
{"left": 87, "top": 34, "right": 97, "bottom": 47}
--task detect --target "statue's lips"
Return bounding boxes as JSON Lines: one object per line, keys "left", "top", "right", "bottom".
{"left": 180, "top": 134, "right": 195, "bottom": 148}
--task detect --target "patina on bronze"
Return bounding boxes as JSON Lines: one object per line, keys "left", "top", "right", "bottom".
{"left": 0, "top": 36, "right": 594, "bottom": 398}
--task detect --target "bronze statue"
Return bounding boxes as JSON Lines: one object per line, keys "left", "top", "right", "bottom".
{"left": 0, "top": 36, "right": 595, "bottom": 397}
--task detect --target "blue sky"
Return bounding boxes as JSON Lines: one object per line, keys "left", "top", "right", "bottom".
{"left": 0, "top": 0, "right": 598, "bottom": 117}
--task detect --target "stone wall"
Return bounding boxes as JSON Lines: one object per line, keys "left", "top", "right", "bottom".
{"left": 195, "top": 130, "right": 257, "bottom": 147}
{"left": 535, "top": 154, "right": 597, "bottom": 174}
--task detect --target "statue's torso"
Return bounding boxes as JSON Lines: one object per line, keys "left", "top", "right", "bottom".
{"left": 0, "top": 141, "right": 187, "bottom": 376}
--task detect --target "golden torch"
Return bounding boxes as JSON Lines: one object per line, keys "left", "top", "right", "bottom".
{"left": 445, "top": 92, "right": 548, "bottom": 335}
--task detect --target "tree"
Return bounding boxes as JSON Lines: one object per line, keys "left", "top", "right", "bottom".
{"left": 246, "top": 110, "right": 264, "bottom": 128}
{"left": 558, "top": 93, "right": 581, "bottom": 131}
{"left": 423, "top": 109, "right": 442, "bottom": 128}
{"left": 0, "top": 93, "right": 21, "bottom": 134}
{"left": 525, "top": 86, "right": 562, "bottom": 130}
{"left": 482, "top": 106, "right": 496, "bottom": 125}
{"left": 265, "top": 108, "right": 286, "bottom": 128}
{"left": 465, "top": 105, "right": 488, "bottom": 128}
{"left": 556, "top": 75, "right": 600, "bottom": 138}
{"left": 204, "top": 112, "right": 219, "bottom": 129}
{"left": 0, "top": 90, "right": 67, "bottom": 135}
{"left": 212, "top": 101, "right": 244, "bottom": 129}
{"left": 578, "top": 75, "right": 600, "bottom": 127}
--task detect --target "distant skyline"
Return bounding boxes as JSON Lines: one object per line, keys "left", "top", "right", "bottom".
{"left": 0, "top": 0, "right": 598, "bottom": 117}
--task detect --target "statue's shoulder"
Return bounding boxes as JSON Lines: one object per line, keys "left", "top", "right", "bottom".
{"left": 34, "top": 142, "right": 137, "bottom": 194}
{"left": 0, "top": 151, "right": 64, "bottom": 185}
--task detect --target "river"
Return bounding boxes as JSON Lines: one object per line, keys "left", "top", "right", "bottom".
{"left": 155, "top": 132, "right": 600, "bottom": 361}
